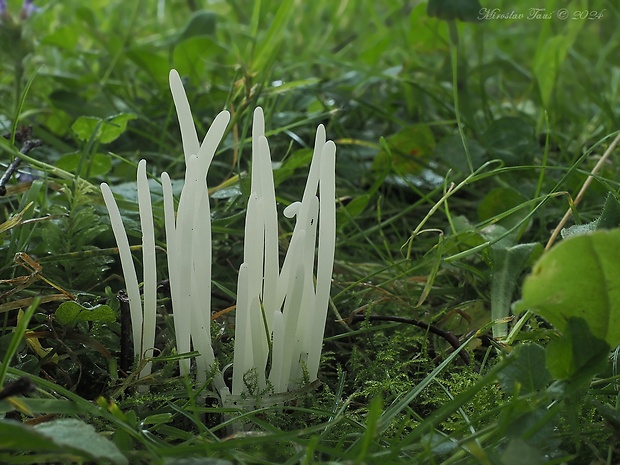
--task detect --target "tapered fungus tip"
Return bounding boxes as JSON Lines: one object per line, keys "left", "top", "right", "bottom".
{"left": 169, "top": 68, "right": 180, "bottom": 83}
{"left": 284, "top": 202, "right": 301, "bottom": 219}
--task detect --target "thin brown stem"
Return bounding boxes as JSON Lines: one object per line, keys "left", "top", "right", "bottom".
{"left": 348, "top": 313, "right": 470, "bottom": 364}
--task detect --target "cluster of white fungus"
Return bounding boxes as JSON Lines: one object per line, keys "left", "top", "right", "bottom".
{"left": 101, "top": 70, "right": 336, "bottom": 401}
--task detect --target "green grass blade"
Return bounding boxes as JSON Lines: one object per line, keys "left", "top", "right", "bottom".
{"left": 0, "top": 298, "right": 39, "bottom": 387}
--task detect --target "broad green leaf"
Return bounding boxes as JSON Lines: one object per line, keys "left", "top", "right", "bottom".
{"left": 127, "top": 48, "right": 178, "bottom": 87}
{"left": 497, "top": 344, "right": 551, "bottom": 395}
{"left": 173, "top": 37, "right": 225, "bottom": 85}
{"left": 482, "top": 117, "right": 538, "bottom": 166}
{"left": 501, "top": 438, "right": 544, "bottom": 465}
{"left": 435, "top": 134, "right": 486, "bottom": 173}
{"left": 372, "top": 125, "right": 435, "bottom": 174}
{"left": 595, "top": 194, "right": 620, "bottom": 229}
{"left": 35, "top": 419, "right": 128, "bottom": 465}
{"left": 0, "top": 420, "right": 62, "bottom": 451}
{"left": 41, "top": 25, "right": 79, "bottom": 50}
{"left": 514, "top": 229, "right": 620, "bottom": 346}
{"left": 489, "top": 242, "right": 541, "bottom": 338}
{"left": 409, "top": 3, "right": 449, "bottom": 51}
{"left": 545, "top": 317, "right": 609, "bottom": 381}
{"left": 176, "top": 10, "right": 217, "bottom": 43}
{"left": 56, "top": 152, "right": 112, "bottom": 177}
{"left": 55, "top": 301, "right": 116, "bottom": 327}
{"left": 480, "top": 224, "right": 541, "bottom": 338}
{"left": 43, "top": 107, "right": 73, "bottom": 136}
{"left": 99, "top": 113, "right": 137, "bottom": 143}
{"left": 72, "top": 113, "right": 136, "bottom": 143}
{"left": 72, "top": 116, "right": 106, "bottom": 141}
{"left": 0, "top": 419, "right": 128, "bottom": 465}
{"left": 500, "top": 403, "right": 557, "bottom": 449}
{"left": 99, "top": 113, "right": 137, "bottom": 144}
{"left": 75, "top": 6, "right": 96, "bottom": 28}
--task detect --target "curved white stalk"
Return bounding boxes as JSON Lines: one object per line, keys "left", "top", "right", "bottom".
{"left": 190, "top": 150, "right": 227, "bottom": 393}
{"left": 307, "top": 141, "right": 337, "bottom": 380}
{"left": 100, "top": 183, "right": 143, "bottom": 374}
{"left": 269, "top": 260, "right": 305, "bottom": 393}
{"left": 282, "top": 251, "right": 306, "bottom": 390}
{"left": 173, "top": 154, "right": 200, "bottom": 375}
{"left": 268, "top": 226, "right": 307, "bottom": 391}
{"left": 276, "top": 128, "right": 326, "bottom": 310}
{"left": 257, "top": 135, "right": 279, "bottom": 337}
{"left": 161, "top": 171, "right": 194, "bottom": 376}
{"left": 169, "top": 69, "right": 199, "bottom": 161}
{"left": 197, "top": 111, "right": 230, "bottom": 175}
{"left": 295, "top": 197, "right": 319, "bottom": 383}
{"left": 232, "top": 263, "right": 251, "bottom": 395}
{"left": 248, "top": 295, "right": 266, "bottom": 390}
{"left": 137, "top": 160, "right": 157, "bottom": 379}
{"left": 302, "top": 125, "right": 326, "bottom": 203}
{"left": 190, "top": 189, "right": 213, "bottom": 386}
{"left": 269, "top": 309, "right": 286, "bottom": 393}
{"left": 251, "top": 108, "right": 265, "bottom": 191}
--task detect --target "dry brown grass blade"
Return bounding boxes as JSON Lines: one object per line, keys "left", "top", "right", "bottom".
{"left": 545, "top": 132, "right": 620, "bottom": 251}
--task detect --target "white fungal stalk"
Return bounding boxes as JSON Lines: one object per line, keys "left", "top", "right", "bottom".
{"left": 101, "top": 159, "right": 156, "bottom": 380}
{"left": 101, "top": 69, "right": 336, "bottom": 402}
{"left": 230, "top": 108, "right": 336, "bottom": 397}
{"left": 163, "top": 70, "right": 228, "bottom": 394}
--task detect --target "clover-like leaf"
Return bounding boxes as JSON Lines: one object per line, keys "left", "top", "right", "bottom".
{"left": 55, "top": 301, "right": 116, "bottom": 327}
